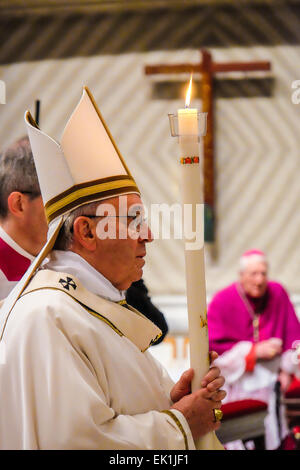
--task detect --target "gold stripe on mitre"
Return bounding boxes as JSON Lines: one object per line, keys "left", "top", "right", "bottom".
{"left": 45, "top": 175, "right": 139, "bottom": 224}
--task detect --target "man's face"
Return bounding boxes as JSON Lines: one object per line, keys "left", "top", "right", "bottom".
{"left": 239, "top": 261, "right": 268, "bottom": 298}
{"left": 92, "top": 194, "right": 153, "bottom": 291}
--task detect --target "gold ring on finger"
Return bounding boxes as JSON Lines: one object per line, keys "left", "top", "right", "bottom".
{"left": 213, "top": 408, "right": 223, "bottom": 422}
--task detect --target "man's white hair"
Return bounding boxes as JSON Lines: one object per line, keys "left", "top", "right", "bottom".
{"left": 239, "top": 252, "right": 268, "bottom": 273}
{"left": 54, "top": 201, "right": 100, "bottom": 251}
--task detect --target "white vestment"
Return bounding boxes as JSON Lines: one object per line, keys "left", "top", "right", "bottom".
{"left": 0, "top": 251, "right": 195, "bottom": 450}
{"left": 215, "top": 342, "right": 289, "bottom": 450}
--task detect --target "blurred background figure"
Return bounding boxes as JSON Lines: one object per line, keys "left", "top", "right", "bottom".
{"left": 207, "top": 249, "right": 300, "bottom": 449}
{"left": 126, "top": 279, "right": 168, "bottom": 344}
{"left": 0, "top": 136, "right": 48, "bottom": 299}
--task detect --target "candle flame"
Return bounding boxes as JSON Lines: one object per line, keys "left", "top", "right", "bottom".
{"left": 185, "top": 74, "right": 193, "bottom": 107}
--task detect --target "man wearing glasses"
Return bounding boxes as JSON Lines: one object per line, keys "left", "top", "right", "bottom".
{"left": 0, "top": 88, "right": 225, "bottom": 450}
{"left": 0, "top": 136, "right": 48, "bottom": 299}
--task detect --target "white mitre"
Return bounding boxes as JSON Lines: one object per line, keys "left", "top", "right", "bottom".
{"left": 26, "top": 86, "right": 139, "bottom": 225}
{"left": 0, "top": 87, "right": 140, "bottom": 330}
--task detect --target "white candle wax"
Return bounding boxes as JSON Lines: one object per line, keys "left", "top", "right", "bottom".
{"left": 177, "top": 108, "right": 199, "bottom": 156}
{"left": 175, "top": 106, "right": 223, "bottom": 450}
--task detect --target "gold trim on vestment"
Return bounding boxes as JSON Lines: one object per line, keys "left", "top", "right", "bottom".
{"left": 161, "top": 410, "right": 189, "bottom": 450}
{"left": 20, "top": 286, "right": 125, "bottom": 338}
{"left": 19, "top": 285, "right": 162, "bottom": 352}
{"left": 45, "top": 176, "right": 139, "bottom": 223}
{"left": 15, "top": 269, "right": 162, "bottom": 352}
{"left": 45, "top": 175, "right": 134, "bottom": 208}
{"left": 141, "top": 332, "right": 163, "bottom": 352}
{"left": 117, "top": 300, "right": 163, "bottom": 350}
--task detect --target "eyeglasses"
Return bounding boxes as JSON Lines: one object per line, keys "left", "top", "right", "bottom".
{"left": 82, "top": 214, "right": 147, "bottom": 231}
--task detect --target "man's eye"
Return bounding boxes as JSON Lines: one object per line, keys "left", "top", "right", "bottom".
{"left": 132, "top": 215, "right": 141, "bottom": 227}
{"left": 129, "top": 215, "right": 146, "bottom": 229}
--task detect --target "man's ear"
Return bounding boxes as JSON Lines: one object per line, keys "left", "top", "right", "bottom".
{"left": 72, "top": 217, "right": 97, "bottom": 252}
{"left": 7, "top": 191, "right": 26, "bottom": 218}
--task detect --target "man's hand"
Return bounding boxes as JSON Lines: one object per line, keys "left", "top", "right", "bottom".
{"left": 254, "top": 338, "right": 282, "bottom": 361}
{"left": 169, "top": 351, "right": 226, "bottom": 440}
{"left": 171, "top": 386, "right": 223, "bottom": 439}
{"left": 170, "top": 351, "right": 225, "bottom": 403}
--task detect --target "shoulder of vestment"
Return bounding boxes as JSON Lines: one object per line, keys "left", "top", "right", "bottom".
{"left": 18, "top": 269, "right": 162, "bottom": 352}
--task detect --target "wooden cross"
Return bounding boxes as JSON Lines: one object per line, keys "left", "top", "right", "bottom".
{"left": 145, "top": 49, "right": 271, "bottom": 242}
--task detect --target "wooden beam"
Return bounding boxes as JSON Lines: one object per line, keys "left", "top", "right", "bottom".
{"left": 145, "top": 61, "right": 271, "bottom": 76}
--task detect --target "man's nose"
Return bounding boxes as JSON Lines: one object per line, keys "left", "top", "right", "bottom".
{"left": 255, "top": 274, "right": 266, "bottom": 284}
{"left": 139, "top": 222, "right": 154, "bottom": 243}
{"left": 147, "top": 226, "right": 154, "bottom": 243}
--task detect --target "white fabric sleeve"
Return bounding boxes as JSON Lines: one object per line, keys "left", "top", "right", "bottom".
{"left": 214, "top": 341, "right": 253, "bottom": 384}
{"left": 280, "top": 349, "right": 299, "bottom": 375}
{"left": 144, "top": 352, "right": 196, "bottom": 449}
{"left": 163, "top": 409, "right": 196, "bottom": 450}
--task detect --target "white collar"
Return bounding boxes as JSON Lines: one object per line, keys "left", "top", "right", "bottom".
{"left": 0, "top": 225, "right": 35, "bottom": 262}
{"left": 41, "top": 250, "right": 125, "bottom": 302}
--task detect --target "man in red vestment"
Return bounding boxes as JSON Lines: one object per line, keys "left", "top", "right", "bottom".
{"left": 0, "top": 136, "right": 48, "bottom": 299}
{"left": 207, "top": 249, "right": 300, "bottom": 449}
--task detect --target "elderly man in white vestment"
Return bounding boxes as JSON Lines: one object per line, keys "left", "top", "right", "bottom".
{"left": 0, "top": 87, "right": 226, "bottom": 450}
